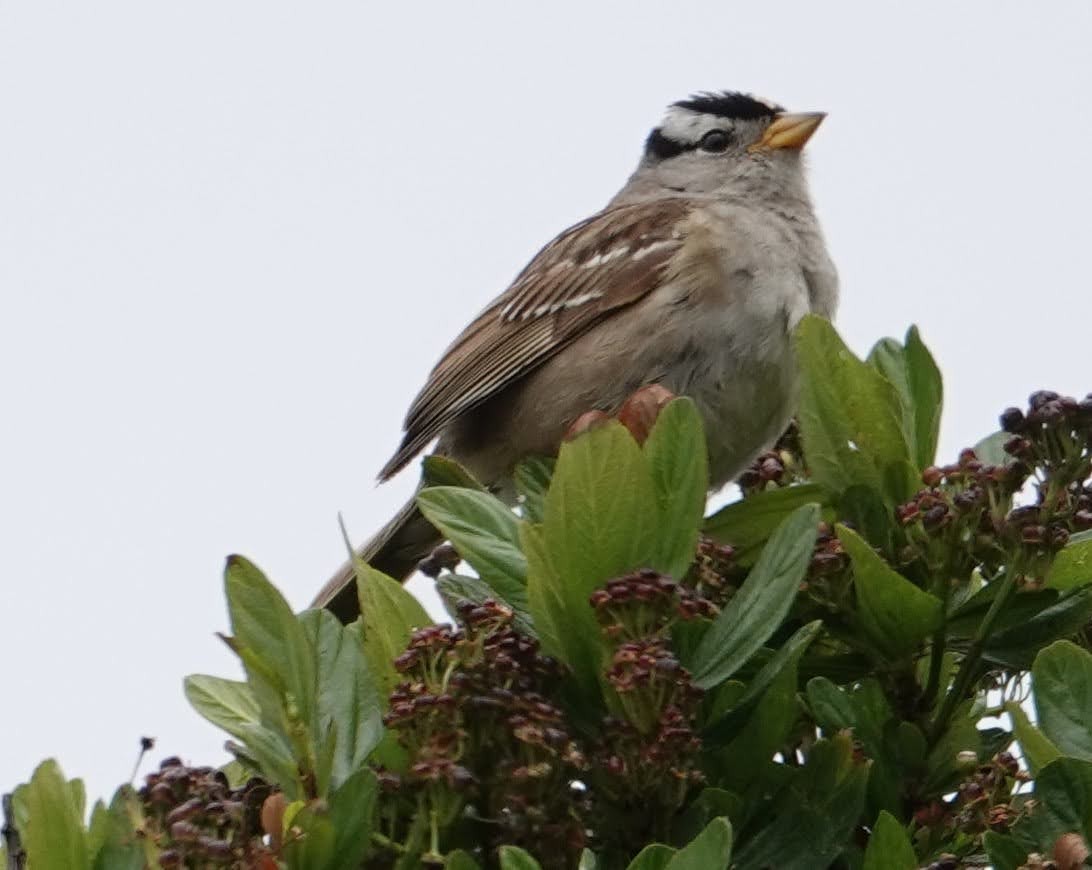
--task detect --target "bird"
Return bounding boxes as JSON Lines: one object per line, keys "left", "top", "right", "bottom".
{"left": 315, "top": 91, "right": 838, "bottom": 621}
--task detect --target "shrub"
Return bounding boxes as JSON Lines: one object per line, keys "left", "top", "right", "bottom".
{"left": 6, "top": 317, "right": 1092, "bottom": 869}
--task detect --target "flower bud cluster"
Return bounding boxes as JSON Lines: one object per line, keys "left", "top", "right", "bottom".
{"left": 951, "top": 751, "right": 1027, "bottom": 838}
{"left": 912, "top": 751, "right": 1028, "bottom": 863}
{"left": 590, "top": 569, "right": 717, "bottom": 641}
{"left": 139, "top": 756, "right": 273, "bottom": 867}
{"left": 588, "top": 570, "right": 706, "bottom": 850}
{"left": 687, "top": 537, "right": 746, "bottom": 607}
{"left": 737, "top": 423, "right": 806, "bottom": 495}
{"left": 898, "top": 393, "right": 1092, "bottom": 586}
{"left": 379, "top": 599, "right": 584, "bottom": 867}
{"left": 895, "top": 447, "right": 1029, "bottom": 580}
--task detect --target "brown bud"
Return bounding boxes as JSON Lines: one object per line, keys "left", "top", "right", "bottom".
{"left": 1000, "top": 407, "right": 1026, "bottom": 433}
{"left": 261, "top": 792, "right": 287, "bottom": 850}
{"left": 564, "top": 409, "right": 612, "bottom": 441}
{"left": 922, "top": 466, "right": 944, "bottom": 486}
{"left": 616, "top": 384, "right": 676, "bottom": 444}
{"left": 1054, "top": 832, "right": 1091, "bottom": 870}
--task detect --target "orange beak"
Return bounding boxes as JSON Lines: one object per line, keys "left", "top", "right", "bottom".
{"left": 749, "top": 111, "right": 826, "bottom": 152}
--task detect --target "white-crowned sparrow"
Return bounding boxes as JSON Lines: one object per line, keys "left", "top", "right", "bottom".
{"left": 316, "top": 91, "right": 838, "bottom": 619}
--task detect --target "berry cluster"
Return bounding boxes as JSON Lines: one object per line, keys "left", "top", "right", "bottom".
{"left": 379, "top": 600, "right": 584, "bottom": 868}
{"left": 140, "top": 757, "right": 273, "bottom": 867}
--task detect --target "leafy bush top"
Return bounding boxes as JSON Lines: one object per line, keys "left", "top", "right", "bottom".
{"left": 6, "top": 317, "right": 1092, "bottom": 870}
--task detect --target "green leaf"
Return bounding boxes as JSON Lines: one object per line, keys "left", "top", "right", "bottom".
{"left": 1048, "top": 536, "right": 1092, "bottom": 590}
{"left": 973, "top": 430, "right": 1016, "bottom": 468}
{"left": 983, "top": 831, "right": 1034, "bottom": 870}
{"left": 357, "top": 562, "right": 432, "bottom": 701}
{"left": 692, "top": 504, "right": 820, "bottom": 688}
{"left": 15, "top": 760, "right": 90, "bottom": 870}
{"left": 733, "top": 733, "right": 869, "bottom": 870}
{"left": 535, "top": 422, "right": 657, "bottom": 688}
{"left": 499, "top": 845, "right": 544, "bottom": 869}
{"left": 578, "top": 849, "right": 599, "bottom": 870}
{"left": 672, "top": 789, "right": 742, "bottom": 853}
{"left": 903, "top": 327, "right": 943, "bottom": 469}
{"left": 89, "top": 787, "right": 144, "bottom": 870}
{"left": 866, "top": 326, "right": 943, "bottom": 471}
{"left": 837, "top": 524, "right": 942, "bottom": 658}
{"left": 985, "top": 584, "right": 1092, "bottom": 669}
{"left": 421, "top": 454, "right": 486, "bottom": 490}
{"left": 666, "top": 817, "right": 732, "bottom": 870}
{"left": 1033, "top": 640, "right": 1092, "bottom": 762}
{"left": 923, "top": 703, "right": 982, "bottom": 794}
{"left": 514, "top": 456, "right": 555, "bottom": 523}
{"left": 1034, "top": 757, "right": 1092, "bottom": 842}
{"left": 417, "top": 487, "right": 529, "bottom": 614}
{"left": 715, "top": 653, "right": 801, "bottom": 787}
{"left": 862, "top": 810, "right": 916, "bottom": 870}
{"left": 281, "top": 779, "right": 378, "bottom": 870}
{"left": 625, "top": 844, "right": 676, "bottom": 870}
{"left": 446, "top": 850, "right": 484, "bottom": 870}
{"left": 643, "top": 397, "right": 708, "bottom": 579}
{"left": 794, "top": 315, "right": 912, "bottom": 502}
{"left": 184, "top": 674, "right": 261, "bottom": 734}
{"left": 544, "top": 420, "right": 657, "bottom": 589}
{"left": 838, "top": 484, "right": 893, "bottom": 554}
{"left": 225, "top": 555, "right": 316, "bottom": 731}
{"left": 806, "top": 676, "right": 857, "bottom": 732}
{"left": 324, "top": 767, "right": 378, "bottom": 870}
{"left": 183, "top": 673, "right": 298, "bottom": 790}
{"left": 1005, "top": 701, "right": 1060, "bottom": 775}
{"left": 300, "top": 612, "right": 384, "bottom": 789}
{"left": 703, "top": 484, "right": 826, "bottom": 564}
{"left": 437, "top": 572, "right": 536, "bottom": 637}
{"left": 704, "top": 621, "right": 821, "bottom": 741}
{"left": 523, "top": 522, "right": 571, "bottom": 670}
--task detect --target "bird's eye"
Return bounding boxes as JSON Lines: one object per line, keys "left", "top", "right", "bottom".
{"left": 699, "top": 130, "right": 732, "bottom": 153}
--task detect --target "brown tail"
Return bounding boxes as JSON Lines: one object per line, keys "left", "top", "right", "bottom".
{"left": 311, "top": 493, "right": 442, "bottom": 623}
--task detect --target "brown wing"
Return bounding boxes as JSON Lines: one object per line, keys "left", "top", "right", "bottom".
{"left": 378, "top": 198, "right": 693, "bottom": 480}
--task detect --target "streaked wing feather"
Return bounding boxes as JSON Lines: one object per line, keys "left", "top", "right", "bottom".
{"left": 379, "top": 199, "right": 692, "bottom": 479}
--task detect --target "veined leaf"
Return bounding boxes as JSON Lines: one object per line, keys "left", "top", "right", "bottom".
{"left": 837, "top": 525, "right": 942, "bottom": 658}
{"left": 866, "top": 326, "right": 942, "bottom": 471}
{"left": 514, "top": 456, "right": 555, "bottom": 524}
{"left": 704, "top": 484, "right": 826, "bottom": 564}
{"left": 1005, "top": 701, "right": 1060, "bottom": 775}
{"left": 1033, "top": 640, "right": 1092, "bottom": 762}
{"left": 795, "top": 315, "right": 912, "bottom": 503}
{"left": 643, "top": 397, "right": 708, "bottom": 579}
{"left": 692, "top": 504, "right": 819, "bottom": 689}
{"left": 417, "top": 486, "right": 529, "bottom": 611}
{"left": 862, "top": 810, "right": 916, "bottom": 870}
{"left": 666, "top": 817, "right": 732, "bottom": 870}
{"left": 357, "top": 562, "right": 432, "bottom": 702}
{"left": 14, "top": 760, "right": 90, "bottom": 870}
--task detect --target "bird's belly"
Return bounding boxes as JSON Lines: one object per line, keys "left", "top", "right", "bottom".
{"left": 666, "top": 343, "right": 796, "bottom": 487}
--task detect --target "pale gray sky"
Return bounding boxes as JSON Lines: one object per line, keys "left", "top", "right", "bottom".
{"left": 2, "top": 1, "right": 1090, "bottom": 803}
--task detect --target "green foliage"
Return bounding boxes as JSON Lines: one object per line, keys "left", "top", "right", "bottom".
{"left": 9, "top": 321, "right": 1092, "bottom": 869}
